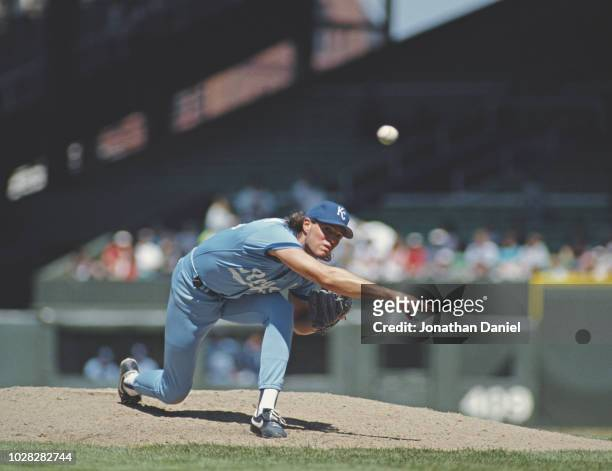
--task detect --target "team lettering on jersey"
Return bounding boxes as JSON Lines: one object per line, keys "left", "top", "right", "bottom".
{"left": 228, "top": 267, "right": 281, "bottom": 294}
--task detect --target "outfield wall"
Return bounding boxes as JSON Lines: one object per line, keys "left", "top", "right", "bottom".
{"left": 2, "top": 284, "right": 612, "bottom": 426}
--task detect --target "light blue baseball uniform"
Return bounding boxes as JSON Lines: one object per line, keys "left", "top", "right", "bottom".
{"left": 133, "top": 218, "right": 316, "bottom": 404}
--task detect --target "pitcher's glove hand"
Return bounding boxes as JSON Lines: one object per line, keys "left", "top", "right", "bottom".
{"left": 308, "top": 289, "right": 352, "bottom": 334}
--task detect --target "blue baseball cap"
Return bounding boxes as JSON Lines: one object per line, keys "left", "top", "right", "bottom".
{"left": 305, "top": 200, "right": 353, "bottom": 239}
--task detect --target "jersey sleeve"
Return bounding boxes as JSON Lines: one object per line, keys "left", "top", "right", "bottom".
{"left": 243, "top": 220, "right": 302, "bottom": 257}
{"left": 289, "top": 277, "right": 318, "bottom": 300}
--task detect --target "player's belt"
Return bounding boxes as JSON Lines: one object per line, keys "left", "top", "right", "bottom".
{"left": 189, "top": 248, "right": 222, "bottom": 298}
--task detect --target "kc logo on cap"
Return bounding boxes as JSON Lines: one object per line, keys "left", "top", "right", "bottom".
{"left": 306, "top": 200, "right": 353, "bottom": 239}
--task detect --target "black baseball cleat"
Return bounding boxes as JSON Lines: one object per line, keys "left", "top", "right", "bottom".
{"left": 250, "top": 408, "right": 288, "bottom": 438}
{"left": 118, "top": 358, "right": 141, "bottom": 405}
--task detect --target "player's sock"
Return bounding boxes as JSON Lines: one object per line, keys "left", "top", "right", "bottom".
{"left": 256, "top": 388, "right": 279, "bottom": 415}
{"left": 122, "top": 371, "right": 140, "bottom": 396}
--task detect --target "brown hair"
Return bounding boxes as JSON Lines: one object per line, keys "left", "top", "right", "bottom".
{"left": 285, "top": 211, "right": 306, "bottom": 235}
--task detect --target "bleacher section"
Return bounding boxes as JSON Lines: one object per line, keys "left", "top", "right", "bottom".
{"left": 360, "top": 193, "right": 611, "bottom": 249}
{"left": 4, "top": 0, "right": 612, "bottom": 309}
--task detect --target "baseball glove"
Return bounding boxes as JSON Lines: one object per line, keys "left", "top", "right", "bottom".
{"left": 308, "top": 289, "right": 352, "bottom": 334}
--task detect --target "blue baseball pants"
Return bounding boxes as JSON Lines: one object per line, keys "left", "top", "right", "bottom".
{"left": 132, "top": 256, "right": 294, "bottom": 404}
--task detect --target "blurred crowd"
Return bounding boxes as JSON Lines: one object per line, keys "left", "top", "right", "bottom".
{"left": 68, "top": 179, "right": 612, "bottom": 283}
{"left": 81, "top": 336, "right": 262, "bottom": 387}
{"left": 71, "top": 225, "right": 198, "bottom": 282}
{"left": 205, "top": 333, "right": 262, "bottom": 387}
{"left": 340, "top": 226, "right": 612, "bottom": 283}
{"left": 83, "top": 343, "right": 158, "bottom": 384}
{"left": 68, "top": 178, "right": 325, "bottom": 282}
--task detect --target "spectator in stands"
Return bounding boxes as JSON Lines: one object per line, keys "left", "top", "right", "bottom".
{"left": 83, "top": 346, "right": 120, "bottom": 383}
{"left": 233, "top": 185, "right": 277, "bottom": 222}
{"left": 494, "top": 231, "right": 524, "bottom": 281}
{"left": 239, "top": 332, "right": 262, "bottom": 375}
{"left": 464, "top": 228, "right": 500, "bottom": 277}
{"left": 592, "top": 244, "right": 612, "bottom": 281}
{"left": 440, "top": 222, "right": 460, "bottom": 251}
{"left": 205, "top": 333, "right": 263, "bottom": 387}
{"left": 381, "top": 239, "right": 408, "bottom": 283}
{"left": 205, "top": 337, "right": 242, "bottom": 386}
{"left": 577, "top": 245, "right": 596, "bottom": 273}
{"left": 558, "top": 245, "right": 577, "bottom": 271}
{"left": 204, "top": 196, "right": 239, "bottom": 234}
{"left": 159, "top": 232, "right": 180, "bottom": 275}
{"left": 101, "top": 230, "right": 138, "bottom": 281}
{"left": 235, "top": 332, "right": 263, "bottom": 386}
{"left": 346, "top": 237, "right": 379, "bottom": 280}
{"left": 602, "top": 241, "right": 612, "bottom": 277}
{"left": 129, "top": 343, "right": 159, "bottom": 372}
{"left": 360, "top": 221, "right": 398, "bottom": 261}
{"left": 134, "top": 228, "right": 164, "bottom": 280}
{"left": 427, "top": 227, "right": 453, "bottom": 256}
{"left": 345, "top": 220, "right": 396, "bottom": 281}
{"left": 427, "top": 247, "right": 458, "bottom": 281}
{"left": 499, "top": 231, "right": 520, "bottom": 262}
{"left": 547, "top": 254, "right": 570, "bottom": 281}
{"left": 519, "top": 232, "right": 550, "bottom": 274}
{"left": 428, "top": 228, "right": 447, "bottom": 248}
{"left": 404, "top": 232, "right": 427, "bottom": 277}
{"left": 73, "top": 249, "right": 106, "bottom": 282}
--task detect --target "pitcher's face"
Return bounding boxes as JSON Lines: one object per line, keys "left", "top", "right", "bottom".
{"left": 303, "top": 218, "right": 344, "bottom": 259}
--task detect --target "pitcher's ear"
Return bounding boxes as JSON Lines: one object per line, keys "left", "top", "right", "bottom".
{"left": 303, "top": 217, "right": 313, "bottom": 234}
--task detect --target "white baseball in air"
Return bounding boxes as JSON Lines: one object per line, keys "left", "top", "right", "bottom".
{"left": 376, "top": 125, "right": 399, "bottom": 145}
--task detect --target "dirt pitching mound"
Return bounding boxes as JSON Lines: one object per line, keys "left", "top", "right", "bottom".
{"left": 1, "top": 387, "right": 611, "bottom": 451}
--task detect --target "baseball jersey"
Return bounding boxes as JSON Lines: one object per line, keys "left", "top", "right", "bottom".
{"left": 191, "top": 218, "right": 316, "bottom": 299}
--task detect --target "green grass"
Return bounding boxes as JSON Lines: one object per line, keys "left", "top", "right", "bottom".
{"left": 549, "top": 428, "right": 612, "bottom": 442}
{"left": 1, "top": 442, "right": 611, "bottom": 470}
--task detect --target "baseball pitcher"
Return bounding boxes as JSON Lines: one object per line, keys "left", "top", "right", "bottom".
{"left": 118, "top": 201, "right": 400, "bottom": 438}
